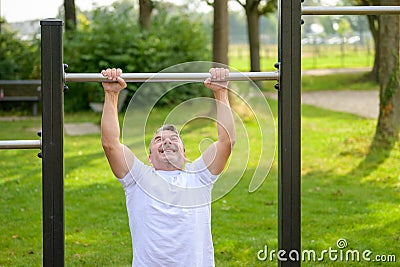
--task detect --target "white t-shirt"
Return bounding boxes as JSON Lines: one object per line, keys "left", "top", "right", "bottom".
{"left": 118, "top": 156, "right": 218, "bottom": 267}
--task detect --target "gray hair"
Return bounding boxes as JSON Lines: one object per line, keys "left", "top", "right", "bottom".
{"left": 155, "top": 124, "right": 180, "bottom": 135}
{"left": 149, "top": 124, "right": 185, "bottom": 153}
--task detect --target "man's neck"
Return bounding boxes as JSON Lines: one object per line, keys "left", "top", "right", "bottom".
{"left": 154, "top": 163, "right": 183, "bottom": 171}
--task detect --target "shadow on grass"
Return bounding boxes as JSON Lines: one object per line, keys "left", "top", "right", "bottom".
{"left": 299, "top": 109, "right": 399, "bottom": 260}
{"left": 346, "top": 133, "right": 397, "bottom": 179}
{"left": 301, "top": 166, "right": 400, "bottom": 261}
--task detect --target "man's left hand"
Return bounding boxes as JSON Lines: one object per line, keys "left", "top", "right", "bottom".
{"left": 204, "top": 68, "right": 229, "bottom": 92}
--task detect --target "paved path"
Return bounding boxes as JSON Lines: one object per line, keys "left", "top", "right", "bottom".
{"left": 302, "top": 67, "right": 371, "bottom": 76}
{"left": 265, "top": 90, "right": 379, "bottom": 119}
{"left": 64, "top": 122, "right": 100, "bottom": 136}
{"left": 301, "top": 90, "right": 378, "bottom": 119}
{"left": 265, "top": 67, "right": 379, "bottom": 119}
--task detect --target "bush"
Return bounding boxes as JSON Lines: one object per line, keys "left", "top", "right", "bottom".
{"left": 63, "top": 1, "right": 211, "bottom": 111}
{"left": 0, "top": 25, "right": 40, "bottom": 115}
{"left": 0, "top": 27, "right": 40, "bottom": 80}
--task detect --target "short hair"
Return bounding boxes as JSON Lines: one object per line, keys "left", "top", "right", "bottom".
{"left": 155, "top": 124, "right": 180, "bottom": 135}
{"left": 149, "top": 124, "right": 185, "bottom": 153}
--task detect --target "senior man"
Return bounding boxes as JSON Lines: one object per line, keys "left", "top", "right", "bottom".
{"left": 100, "top": 67, "right": 235, "bottom": 266}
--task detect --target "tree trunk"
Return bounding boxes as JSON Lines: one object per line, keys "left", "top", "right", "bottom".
{"left": 375, "top": 0, "right": 400, "bottom": 141}
{"left": 139, "top": 0, "right": 153, "bottom": 31}
{"left": 366, "top": 15, "right": 380, "bottom": 82}
{"left": 213, "top": 0, "right": 229, "bottom": 65}
{"left": 245, "top": 0, "right": 261, "bottom": 72}
{"left": 64, "top": 0, "right": 76, "bottom": 31}
{"left": 359, "top": 0, "right": 380, "bottom": 81}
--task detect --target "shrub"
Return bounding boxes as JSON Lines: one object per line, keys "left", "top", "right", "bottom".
{"left": 63, "top": 1, "right": 211, "bottom": 111}
{"left": 0, "top": 25, "right": 40, "bottom": 114}
{"left": 0, "top": 27, "right": 40, "bottom": 80}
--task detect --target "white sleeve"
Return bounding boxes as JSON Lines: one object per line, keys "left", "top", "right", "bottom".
{"left": 118, "top": 156, "right": 152, "bottom": 190}
{"left": 185, "top": 156, "right": 219, "bottom": 185}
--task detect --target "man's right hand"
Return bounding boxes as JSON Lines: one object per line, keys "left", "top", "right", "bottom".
{"left": 101, "top": 68, "right": 127, "bottom": 93}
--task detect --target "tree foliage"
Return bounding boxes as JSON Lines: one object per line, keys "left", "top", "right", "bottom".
{"left": 63, "top": 1, "right": 211, "bottom": 111}
{"left": 0, "top": 28, "right": 40, "bottom": 80}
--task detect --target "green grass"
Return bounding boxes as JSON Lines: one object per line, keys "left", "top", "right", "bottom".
{"left": 254, "top": 71, "right": 379, "bottom": 95}
{"left": 229, "top": 44, "right": 374, "bottom": 72}
{"left": 229, "top": 43, "right": 379, "bottom": 94}
{"left": 301, "top": 44, "right": 374, "bottom": 70}
{"left": 301, "top": 72, "right": 379, "bottom": 92}
{"left": 1, "top": 99, "right": 399, "bottom": 266}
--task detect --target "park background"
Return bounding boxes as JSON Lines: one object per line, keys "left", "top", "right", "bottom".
{"left": 1, "top": 0, "right": 399, "bottom": 266}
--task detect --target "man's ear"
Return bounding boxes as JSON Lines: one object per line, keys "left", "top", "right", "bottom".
{"left": 148, "top": 154, "right": 152, "bottom": 164}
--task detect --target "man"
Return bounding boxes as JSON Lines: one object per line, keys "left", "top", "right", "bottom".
{"left": 101, "top": 67, "right": 235, "bottom": 266}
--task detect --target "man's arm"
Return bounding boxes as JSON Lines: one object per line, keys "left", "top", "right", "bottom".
{"left": 101, "top": 68, "right": 134, "bottom": 178}
{"left": 202, "top": 68, "right": 236, "bottom": 175}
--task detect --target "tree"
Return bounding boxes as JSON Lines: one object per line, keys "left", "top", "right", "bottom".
{"left": 63, "top": 1, "right": 210, "bottom": 111}
{"left": 139, "top": 0, "right": 154, "bottom": 30}
{"left": 235, "top": 0, "right": 277, "bottom": 72}
{"left": 0, "top": 27, "right": 39, "bottom": 79}
{"left": 375, "top": 0, "right": 400, "bottom": 141}
{"left": 354, "top": 0, "right": 380, "bottom": 81}
{"left": 207, "top": 0, "right": 229, "bottom": 65}
{"left": 64, "top": 0, "right": 77, "bottom": 31}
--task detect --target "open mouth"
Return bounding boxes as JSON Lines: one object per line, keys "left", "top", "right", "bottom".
{"left": 159, "top": 146, "right": 176, "bottom": 154}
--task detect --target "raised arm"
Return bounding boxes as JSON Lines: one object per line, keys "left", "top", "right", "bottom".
{"left": 101, "top": 68, "right": 134, "bottom": 178}
{"left": 202, "top": 68, "right": 236, "bottom": 175}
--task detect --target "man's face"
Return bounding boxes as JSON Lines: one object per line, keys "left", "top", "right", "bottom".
{"left": 148, "top": 130, "right": 186, "bottom": 170}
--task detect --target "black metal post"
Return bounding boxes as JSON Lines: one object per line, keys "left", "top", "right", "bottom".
{"left": 40, "top": 19, "right": 64, "bottom": 267}
{"left": 277, "top": 0, "right": 301, "bottom": 266}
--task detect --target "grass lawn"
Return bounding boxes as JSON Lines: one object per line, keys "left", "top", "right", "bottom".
{"left": 301, "top": 72, "right": 379, "bottom": 92}
{"left": 229, "top": 43, "right": 379, "bottom": 95}
{"left": 229, "top": 44, "right": 374, "bottom": 72}
{"left": 1, "top": 94, "right": 399, "bottom": 266}
{"left": 259, "top": 71, "right": 379, "bottom": 94}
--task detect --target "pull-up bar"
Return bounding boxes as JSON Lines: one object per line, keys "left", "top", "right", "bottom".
{"left": 0, "top": 140, "right": 41, "bottom": 149}
{"left": 64, "top": 71, "right": 279, "bottom": 83}
{"left": 302, "top": 6, "right": 400, "bottom": 15}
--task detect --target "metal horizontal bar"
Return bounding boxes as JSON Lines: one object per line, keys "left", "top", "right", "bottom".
{"left": 0, "top": 80, "right": 41, "bottom": 85}
{"left": 65, "top": 72, "right": 279, "bottom": 83}
{"left": 302, "top": 6, "right": 400, "bottom": 15}
{"left": 0, "top": 140, "right": 41, "bottom": 149}
{"left": 0, "top": 96, "right": 39, "bottom": 101}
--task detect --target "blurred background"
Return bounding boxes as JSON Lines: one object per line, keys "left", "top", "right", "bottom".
{"left": 0, "top": 0, "right": 377, "bottom": 112}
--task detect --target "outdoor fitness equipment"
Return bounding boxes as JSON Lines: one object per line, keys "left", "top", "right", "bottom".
{"left": 0, "top": 139, "right": 41, "bottom": 149}
{"left": 1, "top": 3, "right": 400, "bottom": 267}
{"left": 64, "top": 71, "right": 279, "bottom": 83}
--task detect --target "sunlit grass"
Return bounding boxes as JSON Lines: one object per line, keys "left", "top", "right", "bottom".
{"left": 1, "top": 99, "right": 399, "bottom": 266}
{"left": 229, "top": 44, "right": 374, "bottom": 72}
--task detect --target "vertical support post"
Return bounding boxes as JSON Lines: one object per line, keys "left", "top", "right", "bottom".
{"left": 40, "top": 19, "right": 64, "bottom": 267}
{"left": 278, "top": 1, "right": 301, "bottom": 266}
